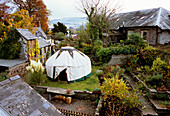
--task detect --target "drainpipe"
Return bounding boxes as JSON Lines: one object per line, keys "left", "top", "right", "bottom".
{"left": 156, "top": 27, "right": 158, "bottom": 44}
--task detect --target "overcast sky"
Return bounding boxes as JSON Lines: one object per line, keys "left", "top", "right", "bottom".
{"left": 43, "top": 0, "right": 170, "bottom": 20}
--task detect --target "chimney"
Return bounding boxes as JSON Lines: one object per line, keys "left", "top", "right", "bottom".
{"left": 39, "top": 20, "right": 41, "bottom": 28}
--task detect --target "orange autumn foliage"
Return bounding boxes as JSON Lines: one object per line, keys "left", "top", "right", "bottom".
{"left": 12, "top": 0, "right": 50, "bottom": 32}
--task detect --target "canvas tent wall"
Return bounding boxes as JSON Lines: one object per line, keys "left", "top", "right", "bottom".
{"left": 46, "top": 46, "right": 92, "bottom": 83}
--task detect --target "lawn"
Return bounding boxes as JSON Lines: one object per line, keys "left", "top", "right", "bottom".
{"left": 42, "top": 66, "right": 101, "bottom": 91}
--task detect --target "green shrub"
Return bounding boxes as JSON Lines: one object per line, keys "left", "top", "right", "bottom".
{"left": 94, "top": 40, "right": 103, "bottom": 46}
{"left": 54, "top": 32, "right": 65, "bottom": 41}
{"left": 93, "top": 88, "right": 101, "bottom": 92}
{"left": 0, "top": 71, "right": 9, "bottom": 82}
{"left": 74, "top": 46, "right": 79, "bottom": 50}
{"left": 97, "top": 45, "right": 137, "bottom": 63}
{"left": 146, "top": 72, "right": 163, "bottom": 85}
{"left": 0, "top": 28, "right": 21, "bottom": 59}
{"left": 124, "top": 33, "right": 147, "bottom": 48}
{"left": 112, "top": 65, "right": 125, "bottom": 77}
{"left": 97, "top": 47, "right": 112, "bottom": 63}
{"left": 83, "top": 45, "right": 93, "bottom": 55}
{"left": 142, "top": 46, "right": 160, "bottom": 66}
{"left": 93, "top": 45, "right": 103, "bottom": 53}
{"left": 96, "top": 70, "right": 104, "bottom": 77}
{"left": 151, "top": 57, "right": 167, "bottom": 71}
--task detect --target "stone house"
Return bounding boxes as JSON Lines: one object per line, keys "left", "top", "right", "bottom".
{"left": 0, "top": 75, "right": 62, "bottom": 116}
{"left": 109, "top": 7, "right": 170, "bottom": 45}
{"left": 16, "top": 28, "right": 50, "bottom": 63}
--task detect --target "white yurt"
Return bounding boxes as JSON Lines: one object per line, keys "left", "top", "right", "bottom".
{"left": 46, "top": 46, "right": 92, "bottom": 83}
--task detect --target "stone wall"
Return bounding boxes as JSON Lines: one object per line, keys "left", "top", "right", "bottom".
{"left": 8, "top": 62, "right": 29, "bottom": 77}
{"left": 73, "top": 90, "right": 100, "bottom": 101}
{"left": 159, "top": 31, "right": 170, "bottom": 44}
{"left": 108, "top": 54, "right": 132, "bottom": 66}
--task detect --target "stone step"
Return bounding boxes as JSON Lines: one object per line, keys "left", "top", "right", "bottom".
{"left": 149, "top": 99, "right": 170, "bottom": 115}
{"left": 124, "top": 74, "right": 158, "bottom": 116}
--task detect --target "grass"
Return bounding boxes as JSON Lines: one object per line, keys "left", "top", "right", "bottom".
{"left": 42, "top": 66, "right": 101, "bottom": 91}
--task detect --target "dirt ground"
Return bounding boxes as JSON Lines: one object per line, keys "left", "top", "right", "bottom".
{"left": 41, "top": 93, "right": 97, "bottom": 115}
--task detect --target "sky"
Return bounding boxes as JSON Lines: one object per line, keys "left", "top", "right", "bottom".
{"left": 43, "top": 0, "right": 170, "bottom": 20}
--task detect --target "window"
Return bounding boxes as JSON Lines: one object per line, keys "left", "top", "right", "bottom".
{"left": 128, "top": 30, "right": 134, "bottom": 36}
{"left": 141, "top": 30, "right": 149, "bottom": 41}
{"left": 127, "top": 30, "right": 134, "bottom": 39}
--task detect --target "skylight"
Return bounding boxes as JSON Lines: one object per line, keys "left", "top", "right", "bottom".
{"left": 0, "top": 106, "right": 11, "bottom": 116}
{"left": 140, "top": 16, "right": 145, "bottom": 20}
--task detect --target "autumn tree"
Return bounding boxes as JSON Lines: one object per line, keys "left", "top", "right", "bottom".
{"left": 11, "top": 0, "right": 50, "bottom": 32}
{"left": 77, "top": 0, "right": 121, "bottom": 41}
{"left": 10, "top": 9, "right": 36, "bottom": 32}
{"left": 0, "top": 0, "right": 11, "bottom": 21}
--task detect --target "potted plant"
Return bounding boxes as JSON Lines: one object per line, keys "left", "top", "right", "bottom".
{"left": 66, "top": 89, "right": 71, "bottom": 94}
{"left": 92, "top": 88, "right": 101, "bottom": 94}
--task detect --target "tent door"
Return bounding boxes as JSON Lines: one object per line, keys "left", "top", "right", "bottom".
{"left": 58, "top": 68, "right": 68, "bottom": 82}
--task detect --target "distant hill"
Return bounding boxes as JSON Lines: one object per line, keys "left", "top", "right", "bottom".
{"left": 49, "top": 17, "right": 87, "bottom": 29}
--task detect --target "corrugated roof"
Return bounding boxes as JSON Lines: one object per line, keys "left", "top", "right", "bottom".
{"left": 110, "top": 7, "right": 170, "bottom": 30}
{"left": 0, "top": 75, "right": 62, "bottom": 116}
{"left": 16, "top": 29, "right": 36, "bottom": 40}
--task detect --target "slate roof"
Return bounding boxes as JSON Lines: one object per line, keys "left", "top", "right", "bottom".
{"left": 34, "top": 27, "right": 47, "bottom": 40}
{"left": 110, "top": 7, "right": 170, "bottom": 30}
{"left": 16, "top": 29, "right": 36, "bottom": 40}
{"left": 37, "top": 37, "right": 50, "bottom": 48}
{"left": 0, "top": 59, "right": 27, "bottom": 68}
{"left": 16, "top": 28, "right": 50, "bottom": 48}
{"left": 0, "top": 75, "right": 62, "bottom": 116}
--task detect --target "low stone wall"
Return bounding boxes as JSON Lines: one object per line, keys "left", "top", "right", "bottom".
{"left": 73, "top": 90, "right": 100, "bottom": 101}
{"left": 108, "top": 54, "right": 132, "bottom": 66}
{"left": 33, "top": 86, "right": 101, "bottom": 101}
{"left": 8, "top": 62, "right": 29, "bottom": 77}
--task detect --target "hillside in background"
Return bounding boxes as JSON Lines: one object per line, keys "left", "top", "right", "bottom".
{"left": 49, "top": 17, "right": 87, "bottom": 29}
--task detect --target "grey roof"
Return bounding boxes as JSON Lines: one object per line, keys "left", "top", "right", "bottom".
{"left": 0, "top": 75, "right": 62, "bottom": 116}
{"left": 110, "top": 7, "right": 170, "bottom": 30}
{"left": 0, "top": 59, "right": 27, "bottom": 68}
{"left": 16, "top": 28, "right": 36, "bottom": 40}
{"left": 34, "top": 27, "right": 47, "bottom": 40}
{"left": 37, "top": 37, "right": 50, "bottom": 48}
